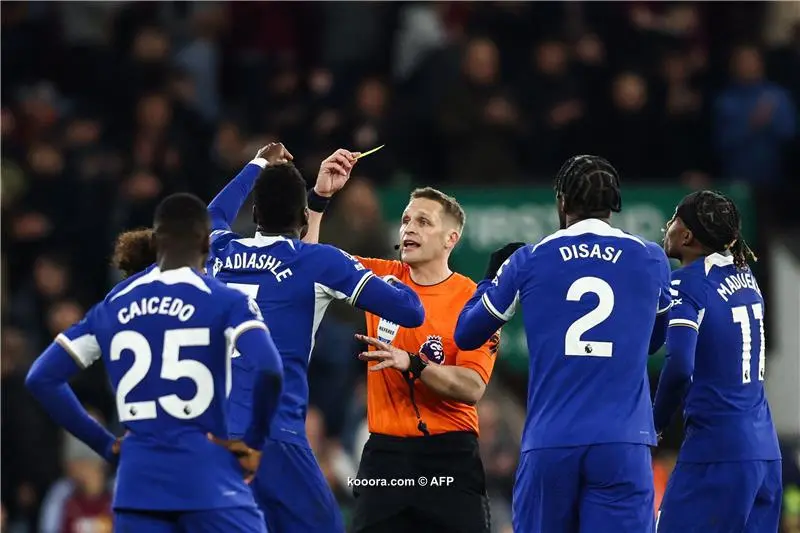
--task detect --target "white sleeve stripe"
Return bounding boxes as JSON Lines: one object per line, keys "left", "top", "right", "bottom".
{"left": 348, "top": 271, "right": 374, "bottom": 305}
{"left": 481, "top": 293, "right": 510, "bottom": 323}
{"left": 55, "top": 334, "right": 86, "bottom": 368}
{"left": 669, "top": 318, "right": 699, "bottom": 330}
{"left": 230, "top": 320, "right": 268, "bottom": 347}
{"left": 657, "top": 300, "right": 674, "bottom": 315}
{"left": 55, "top": 333, "right": 101, "bottom": 369}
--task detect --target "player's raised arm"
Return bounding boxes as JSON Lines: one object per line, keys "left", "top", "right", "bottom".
{"left": 303, "top": 149, "right": 359, "bottom": 244}
{"left": 652, "top": 271, "right": 706, "bottom": 434}
{"left": 318, "top": 245, "right": 424, "bottom": 327}
{"left": 25, "top": 306, "right": 120, "bottom": 462}
{"left": 455, "top": 243, "right": 527, "bottom": 351}
{"left": 648, "top": 240, "right": 674, "bottom": 354}
{"left": 207, "top": 142, "right": 293, "bottom": 235}
{"left": 355, "top": 275, "right": 425, "bottom": 327}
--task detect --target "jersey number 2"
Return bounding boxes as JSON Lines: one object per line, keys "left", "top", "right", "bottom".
{"left": 565, "top": 277, "right": 614, "bottom": 357}
{"left": 111, "top": 329, "right": 214, "bottom": 422}
{"left": 731, "top": 303, "right": 765, "bottom": 384}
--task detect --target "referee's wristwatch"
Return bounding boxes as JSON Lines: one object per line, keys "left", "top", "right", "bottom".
{"left": 407, "top": 352, "right": 428, "bottom": 380}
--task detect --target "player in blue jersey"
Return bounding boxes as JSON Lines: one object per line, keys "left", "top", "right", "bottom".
{"left": 206, "top": 146, "right": 426, "bottom": 533}
{"left": 454, "top": 155, "right": 673, "bottom": 533}
{"left": 26, "top": 193, "right": 285, "bottom": 533}
{"left": 654, "top": 190, "right": 782, "bottom": 532}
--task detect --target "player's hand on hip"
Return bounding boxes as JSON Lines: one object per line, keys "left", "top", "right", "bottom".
{"left": 314, "top": 149, "right": 360, "bottom": 198}
{"left": 111, "top": 431, "right": 128, "bottom": 455}
{"left": 484, "top": 242, "right": 526, "bottom": 279}
{"left": 107, "top": 430, "right": 129, "bottom": 463}
{"left": 207, "top": 433, "right": 262, "bottom": 483}
{"left": 256, "top": 142, "right": 294, "bottom": 165}
{"left": 355, "top": 334, "right": 411, "bottom": 372}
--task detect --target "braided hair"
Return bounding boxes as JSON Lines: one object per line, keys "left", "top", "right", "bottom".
{"left": 676, "top": 190, "right": 756, "bottom": 269}
{"left": 554, "top": 155, "right": 622, "bottom": 219}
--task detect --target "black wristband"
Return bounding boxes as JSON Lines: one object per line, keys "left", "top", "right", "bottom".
{"left": 408, "top": 352, "right": 428, "bottom": 380}
{"left": 307, "top": 189, "right": 331, "bottom": 213}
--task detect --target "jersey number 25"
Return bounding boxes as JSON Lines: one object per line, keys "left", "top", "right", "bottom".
{"left": 111, "top": 329, "right": 214, "bottom": 422}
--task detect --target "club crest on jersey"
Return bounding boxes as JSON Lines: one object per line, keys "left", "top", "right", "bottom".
{"left": 419, "top": 335, "right": 445, "bottom": 365}
{"left": 377, "top": 318, "right": 399, "bottom": 344}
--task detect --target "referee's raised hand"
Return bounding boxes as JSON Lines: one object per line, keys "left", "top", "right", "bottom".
{"left": 356, "top": 334, "right": 411, "bottom": 372}
{"left": 315, "top": 149, "right": 360, "bottom": 198}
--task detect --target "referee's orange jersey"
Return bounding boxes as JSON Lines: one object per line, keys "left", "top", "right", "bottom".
{"left": 356, "top": 257, "right": 499, "bottom": 438}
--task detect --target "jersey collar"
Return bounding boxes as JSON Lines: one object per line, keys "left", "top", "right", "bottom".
{"left": 703, "top": 252, "right": 734, "bottom": 275}
{"left": 567, "top": 218, "right": 611, "bottom": 232}
{"left": 253, "top": 232, "right": 296, "bottom": 249}
{"left": 110, "top": 266, "right": 211, "bottom": 301}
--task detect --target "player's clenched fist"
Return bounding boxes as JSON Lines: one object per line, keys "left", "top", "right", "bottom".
{"left": 314, "top": 149, "right": 361, "bottom": 198}
{"left": 256, "top": 142, "right": 294, "bottom": 165}
{"left": 207, "top": 433, "right": 262, "bottom": 484}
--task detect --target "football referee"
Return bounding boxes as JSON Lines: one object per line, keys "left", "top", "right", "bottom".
{"left": 306, "top": 158, "right": 499, "bottom": 533}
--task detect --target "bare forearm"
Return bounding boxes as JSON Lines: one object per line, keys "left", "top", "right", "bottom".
{"left": 303, "top": 210, "right": 323, "bottom": 244}
{"left": 420, "top": 365, "right": 486, "bottom": 405}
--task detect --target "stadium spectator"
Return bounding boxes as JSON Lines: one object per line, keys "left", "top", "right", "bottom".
{"left": 714, "top": 45, "right": 796, "bottom": 185}
{"left": 438, "top": 37, "right": 522, "bottom": 184}
{"left": 39, "top": 430, "right": 114, "bottom": 533}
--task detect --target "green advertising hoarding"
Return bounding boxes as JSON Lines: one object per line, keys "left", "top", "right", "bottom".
{"left": 378, "top": 184, "right": 754, "bottom": 373}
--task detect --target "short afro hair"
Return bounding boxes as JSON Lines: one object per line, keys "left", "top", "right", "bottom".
{"left": 112, "top": 228, "right": 156, "bottom": 277}
{"left": 153, "top": 193, "right": 210, "bottom": 254}
{"left": 252, "top": 162, "right": 308, "bottom": 232}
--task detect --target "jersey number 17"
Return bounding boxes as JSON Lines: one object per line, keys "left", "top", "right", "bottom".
{"left": 731, "top": 303, "right": 766, "bottom": 384}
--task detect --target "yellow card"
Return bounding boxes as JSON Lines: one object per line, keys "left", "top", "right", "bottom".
{"left": 355, "top": 145, "right": 385, "bottom": 160}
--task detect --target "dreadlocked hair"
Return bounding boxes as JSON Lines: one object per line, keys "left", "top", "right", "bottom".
{"left": 554, "top": 155, "right": 622, "bottom": 218}
{"left": 112, "top": 228, "right": 156, "bottom": 278}
{"left": 691, "top": 190, "right": 756, "bottom": 269}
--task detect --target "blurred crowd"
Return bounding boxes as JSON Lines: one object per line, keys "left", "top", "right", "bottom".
{"left": 2, "top": 2, "right": 800, "bottom": 532}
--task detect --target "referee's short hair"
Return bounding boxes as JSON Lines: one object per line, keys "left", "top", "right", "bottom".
{"left": 410, "top": 187, "right": 466, "bottom": 231}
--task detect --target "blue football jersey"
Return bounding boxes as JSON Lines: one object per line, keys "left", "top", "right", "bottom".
{"left": 57, "top": 266, "right": 267, "bottom": 511}
{"left": 668, "top": 253, "right": 780, "bottom": 462}
{"left": 481, "top": 219, "right": 670, "bottom": 451}
{"left": 207, "top": 231, "right": 374, "bottom": 446}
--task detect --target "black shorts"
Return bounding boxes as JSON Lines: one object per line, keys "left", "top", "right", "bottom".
{"left": 350, "top": 431, "right": 490, "bottom": 533}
